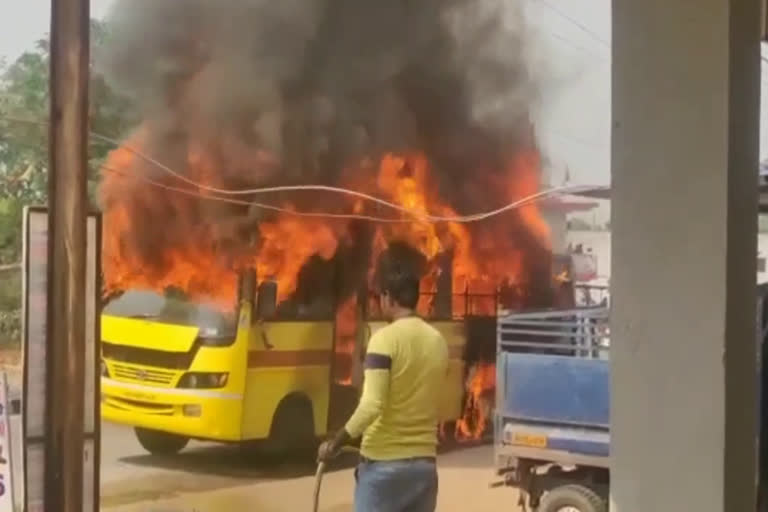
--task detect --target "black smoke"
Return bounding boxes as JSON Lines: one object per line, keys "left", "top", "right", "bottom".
{"left": 100, "top": 0, "right": 533, "bottom": 193}
{"left": 98, "top": 0, "right": 551, "bottom": 310}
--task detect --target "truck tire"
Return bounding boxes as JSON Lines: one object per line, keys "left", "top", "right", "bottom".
{"left": 538, "top": 484, "right": 607, "bottom": 512}
{"left": 269, "top": 397, "right": 317, "bottom": 460}
{"left": 134, "top": 427, "right": 189, "bottom": 455}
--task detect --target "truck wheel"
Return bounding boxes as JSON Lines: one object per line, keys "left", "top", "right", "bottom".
{"left": 538, "top": 484, "right": 607, "bottom": 512}
{"left": 270, "top": 397, "right": 317, "bottom": 459}
{"left": 134, "top": 427, "right": 189, "bottom": 455}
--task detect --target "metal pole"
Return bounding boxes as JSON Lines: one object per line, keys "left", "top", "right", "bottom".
{"left": 46, "top": 0, "right": 89, "bottom": 510}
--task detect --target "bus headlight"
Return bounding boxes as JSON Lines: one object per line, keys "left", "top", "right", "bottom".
{"left": 177, "top": 372, "right": 228, "bottom": 389}
{"left": 182, "top": 404, "right": 202, "bottom": 417}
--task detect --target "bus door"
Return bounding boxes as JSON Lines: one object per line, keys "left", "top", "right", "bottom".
{"left": 327, "top": 291, "right": 368, "bottom": 432}
{"left": 241, "top": 276, "right": 339, "bottom": 441}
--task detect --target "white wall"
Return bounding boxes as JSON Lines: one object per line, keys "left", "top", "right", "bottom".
{"left": 567, "top": 229, "right": 768, "bottom": 285}
{"left": 566, "top": 230, "right": 610, "bottom": 285}
{"left": 543, "top": 210, "right": 568, "bottom": 254}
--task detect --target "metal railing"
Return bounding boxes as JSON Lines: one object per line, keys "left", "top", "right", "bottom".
{"left": 366, "top": 289, "right": 501, "bottom": 321}
{"left": 497, "top": 307, "right": 610, "bottom": 358}
{"left": 573, "top": 284, "right": 610, "bottom": 307}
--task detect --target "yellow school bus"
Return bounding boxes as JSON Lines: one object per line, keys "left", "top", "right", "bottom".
{"left": 100, "top": 271, "right": 471, "bottom": 455}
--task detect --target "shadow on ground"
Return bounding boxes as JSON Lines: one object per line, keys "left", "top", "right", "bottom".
{"left": 117, "top": 444, "right": 360, "bottom": 479}
{"left": 102, "top": 438, "right": 493, "bottom": 508}
{"left": 102, "top": 444, "right": 360, "bottom": 507}
{"left": 438, "top": 437, "right": 496, "bottom": 469}
{"left": 117, "top": 436, "right": 491, "bottom": 478}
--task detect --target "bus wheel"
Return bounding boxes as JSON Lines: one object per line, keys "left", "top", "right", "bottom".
{"left": 537, "top": 484, "right": 607, "bottom": 512}
{"left": 134, "top": 427, "right": 189, "bottom": 455}
{"left": 270, "top": 397, "right": 317, "bottom": 459}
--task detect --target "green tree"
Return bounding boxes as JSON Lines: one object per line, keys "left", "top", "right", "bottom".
{"left": 0, "top": 18, "right": 137, "bottom": 265}
{"left": 0, "top": 40, "right": 49, "bottom": 204}
{"left": 0, "top": 19, "right": 136, "bottom": 344}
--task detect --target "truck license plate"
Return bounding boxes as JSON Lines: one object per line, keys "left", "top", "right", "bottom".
{"left": 511, "top": 432, "right": 548, "bottom": 448}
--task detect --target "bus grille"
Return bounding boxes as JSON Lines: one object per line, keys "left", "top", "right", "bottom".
{"left": 102, "top": 342, "right": 197, "bottom": 369}
{"left": 111, "top": 363, "right": 176, "bottom": 386}
{"left": 105, "top": 397, "right": 174, "bottom": 415}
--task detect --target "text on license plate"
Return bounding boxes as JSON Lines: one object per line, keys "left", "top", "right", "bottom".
{"left": 511, "top": 432, "right": 548, "bottom": 448}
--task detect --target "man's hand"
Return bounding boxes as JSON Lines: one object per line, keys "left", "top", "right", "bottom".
{"left": 316, "top": 439, "right": 340, "bottom": 463}
{"left": 317, "top": 429, "right": 352, "bottom": 463}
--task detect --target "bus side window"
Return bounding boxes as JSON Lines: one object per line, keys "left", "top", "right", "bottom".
{"left": 256, "top": 280, "right": 277, "bottom": 320}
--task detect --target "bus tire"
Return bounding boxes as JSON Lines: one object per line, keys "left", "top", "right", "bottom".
{"left": 134, "top": 427, "right": 189, "bottom": 455}
{"left": 538, "top": 484, "right": 607, "bottom": 512}
{"left": 270, "top": 396, "right": 317, "bottom": 459}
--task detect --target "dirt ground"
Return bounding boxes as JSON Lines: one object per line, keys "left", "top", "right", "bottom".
{"left": 105, "top": 445, "right": 518, "bottom": 512}
{"left": 98, "top": 423, "right": 518, "bottom": 512}
{"left": 0, "top": 351, "right": 519, "bottom": 511}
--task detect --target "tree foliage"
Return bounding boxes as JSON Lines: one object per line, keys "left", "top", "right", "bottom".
{"left": 0, "top": 19, "right": 136, "bottom": 340}
{"left": 0, "top": 18, "right": 137, "bottom": 267}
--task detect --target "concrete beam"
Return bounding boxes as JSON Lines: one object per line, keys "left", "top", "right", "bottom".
{"left": 611, "top": 1, "right": 761, "bottom": 511}
{"left": 46, "top": 0, "right": 90, "bottom": 510}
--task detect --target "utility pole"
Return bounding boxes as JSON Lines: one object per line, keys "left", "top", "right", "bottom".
{"left": 46, "top": 0, "right": 89, "bottom": 511}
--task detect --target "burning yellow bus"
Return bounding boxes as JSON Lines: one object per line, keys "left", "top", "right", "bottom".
{"left": 100, "top": 268, "right": 500, "bottom": 455}
{"left": 100, "top": 240, "right": 576, "bottom": 456}
{"left": 99, "top": 144, "right": 565, "bottom": 454}
{"left": 93, "top": 0, "right": 587, "bottom": 457}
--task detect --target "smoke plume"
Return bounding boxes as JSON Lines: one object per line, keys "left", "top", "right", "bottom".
{"left": 100, "top": 0, "right": 532, "bottom": 178}
{"left": 98, "top": 0, "right": 552, "bottom": 309}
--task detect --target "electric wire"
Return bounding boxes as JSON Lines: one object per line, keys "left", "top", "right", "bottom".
{"left": 536, "top": 0, "right": 610, "bottom": 48}
{"left": 101, "top": 165, "right": 605, "bottom": 224}
{"left": 3, "top": 115, "right": 608, "bottom": 223}
{"left": 100, "top": 165, "right": 409, "bottom": 223}
{"left": 540, "top": 29, "right": 609, "bottom": 61}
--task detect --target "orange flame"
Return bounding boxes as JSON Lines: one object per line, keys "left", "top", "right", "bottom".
{"left": 101, "top": 127, "right": 348, "bottom": 307}
{"left": 100, "top": 126, "right": 552, "bottom": 440}
{"left": 455, "top": 362, "right": 497, "bottom": 440}
{"left": 334, "top": 297, "right": 358, "bottom": 386}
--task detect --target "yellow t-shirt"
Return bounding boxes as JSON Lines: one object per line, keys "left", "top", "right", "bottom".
{"left": 344, "top": 316, "right": 449, "bottom": 460}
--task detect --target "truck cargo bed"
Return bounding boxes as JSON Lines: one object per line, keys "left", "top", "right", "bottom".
{"left": 494, "top": 308, "right": 610, "bottom": 469}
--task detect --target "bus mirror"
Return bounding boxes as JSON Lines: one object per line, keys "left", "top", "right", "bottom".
{"left": 256, "top": 280, "right": 277, "bottom": 320}
{"left": 239, "top": 269, "right": 257, "bottom": 313}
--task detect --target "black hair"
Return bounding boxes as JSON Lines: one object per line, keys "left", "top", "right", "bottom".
{"left": 380, "top": 264, "right": 420, "bottom": 309}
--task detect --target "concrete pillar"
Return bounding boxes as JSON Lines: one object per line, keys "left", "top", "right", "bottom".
{"left": 611, "top": 1, "right": 761, "bottom": 511}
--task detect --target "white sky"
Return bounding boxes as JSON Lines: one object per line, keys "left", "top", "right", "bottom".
{"left": 2, "top": 0, "right": 766, "bottom": 224}
{"left": 525, "top": 0, "right": 611, "bottom": 188}
{"left": 0, "top": 0, "right": 610, "bottom": 184}
{"left": 0, "top": 0, "right": 114, "bottom": 59}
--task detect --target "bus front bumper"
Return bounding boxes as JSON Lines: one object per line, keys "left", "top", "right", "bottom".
{"left": 101, "top": 378, "right": 243, "bottom": 441}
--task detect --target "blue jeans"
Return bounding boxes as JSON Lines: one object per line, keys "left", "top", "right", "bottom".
{"left": 354, "top": 457, "right": 438, "bottom": 512}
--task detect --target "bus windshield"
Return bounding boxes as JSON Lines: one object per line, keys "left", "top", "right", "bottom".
{"left": 103, "top": 289, "right": 237, "bottom": 335}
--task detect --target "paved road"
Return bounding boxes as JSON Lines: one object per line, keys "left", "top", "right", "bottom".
{"left": 98, "top": 421, "right": 518, "bottom": 511}
{"left": 0, "top": 369, "right": 516, "bottom": 511}
{"left": 4, "top": 371, "right": 512, "bottom": 512}
{"left": 100, "top": 421, "right": 279, "bottom": 507}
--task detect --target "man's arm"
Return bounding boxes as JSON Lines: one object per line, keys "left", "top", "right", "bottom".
{"left": 325, "top": 333, "right": 392, "bottom": 452}
{"left": 344, "top": 351, "right": 391, "bottom": 438}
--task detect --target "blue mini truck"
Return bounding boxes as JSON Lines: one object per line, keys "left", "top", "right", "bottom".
{"left": 492, "top": 306, "right": 610, "bottom": 512}
{"left": 493, "top": 284, "right": 768, "bottom": 512}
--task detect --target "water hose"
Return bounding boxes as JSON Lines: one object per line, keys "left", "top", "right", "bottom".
{"left": 313, "top": 446, "right": 359, "bottom": 512}
{"left": 312, "top": 461, "right": 328, "bottom": 512}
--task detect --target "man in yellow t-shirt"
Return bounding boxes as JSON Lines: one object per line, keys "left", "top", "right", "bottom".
{"left": 318, "top": 264, "right": 448, "bottom": 511}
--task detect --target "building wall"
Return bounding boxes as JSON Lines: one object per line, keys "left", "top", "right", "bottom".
{"left": 567, "top": 230, "right": 768, "bottom": 285}
{"left": 542, "top": 209, "right": 568, "bottom": 254}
